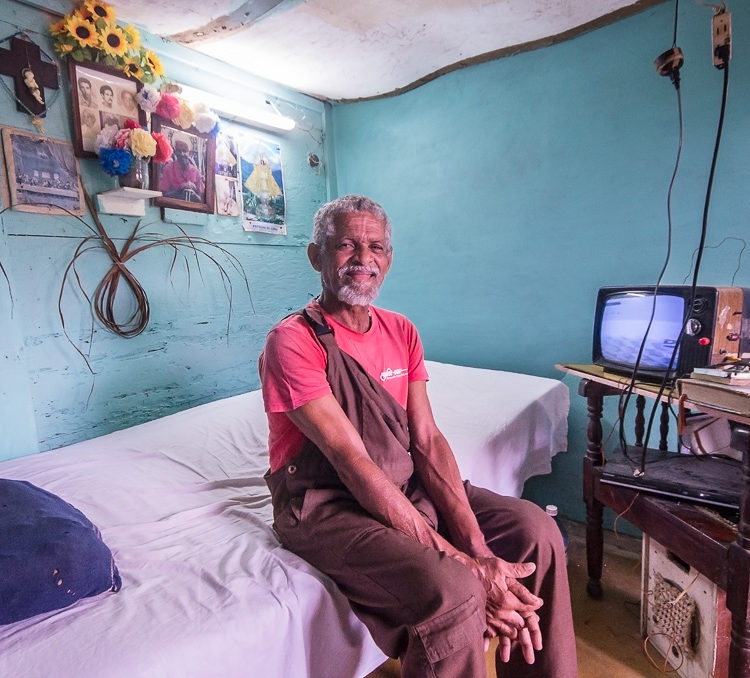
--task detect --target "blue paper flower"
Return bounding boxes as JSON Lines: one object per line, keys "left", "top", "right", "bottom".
{"left": 99, "top": 147, "right": 133, "bottom": 176}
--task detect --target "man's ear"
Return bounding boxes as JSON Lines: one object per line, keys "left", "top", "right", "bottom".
{"left": 307, "top": 242, "right": 322, "bottom": 272}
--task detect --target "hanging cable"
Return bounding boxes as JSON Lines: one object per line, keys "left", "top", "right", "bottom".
{"left": 637, "top": 36, "right": 732, "bottom": 474}
{"left": 618, "top": 0, "right": 685, "bottom": 463}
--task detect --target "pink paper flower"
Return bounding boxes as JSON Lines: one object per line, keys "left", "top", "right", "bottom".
{"left": 155, "top": 93, "right": 180, "bottom": 120}
{"left": 151, "top": 132, "right": 173, "bottom": 164}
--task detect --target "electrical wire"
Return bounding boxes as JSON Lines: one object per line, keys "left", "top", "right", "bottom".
{"left": 617, "top": 0, "right": 684, "bottom": 461}
{"left": 618, "top": 2, "right": 733, "bottom": 477}
{"left": 638, "top": 61, "right": 731, "bottom": 469}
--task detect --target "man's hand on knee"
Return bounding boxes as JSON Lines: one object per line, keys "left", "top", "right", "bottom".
{"left": 475, "top": 556, "right": 544, "bottom": 664}
{"left": 485, "top": 601, "right": 542, "bottom": 664}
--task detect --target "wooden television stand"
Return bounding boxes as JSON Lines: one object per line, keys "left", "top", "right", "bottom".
{"left": 557, "top": 363, "right": 750, "bottom": 678}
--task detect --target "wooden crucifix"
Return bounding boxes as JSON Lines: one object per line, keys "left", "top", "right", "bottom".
{"left": 0, "top": 36, "right": 60, "bottom": 118}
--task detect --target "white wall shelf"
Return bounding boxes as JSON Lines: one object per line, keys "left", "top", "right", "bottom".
{"left": 97, "top": 187, "right": 163, "bottom": 216}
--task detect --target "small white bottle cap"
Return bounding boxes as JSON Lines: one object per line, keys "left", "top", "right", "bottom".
{"left": 545, "top": 504, "right": 558, "bottom": 517}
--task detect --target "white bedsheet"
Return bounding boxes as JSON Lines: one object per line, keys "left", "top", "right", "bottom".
{"left": 0, "top": 362, "right": 568, "bottom": 678}
{"left": 425, "top": 361, "right": 570, "bottom": 497}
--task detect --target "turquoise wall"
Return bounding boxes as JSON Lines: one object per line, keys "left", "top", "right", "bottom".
{"left": 3, "top": 1, "right": 749, "bottom": 526}
{"left": 0, "top": 0, "right": 327, "bottom": 460}
{"left": 328, "top": 2, "right": 750, "bottom": 522}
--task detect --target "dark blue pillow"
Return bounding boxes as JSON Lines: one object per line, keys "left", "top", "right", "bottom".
{"left": 0, "top": 479, "right": 122, "bottom": 625}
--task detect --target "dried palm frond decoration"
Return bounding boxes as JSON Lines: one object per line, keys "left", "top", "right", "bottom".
{"left": 57, "top": 190, "right": 252, "bottom": 373}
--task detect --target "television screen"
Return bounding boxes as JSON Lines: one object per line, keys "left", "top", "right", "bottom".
{"left": 599, "top": 292, "right": 684, "bottom": 369}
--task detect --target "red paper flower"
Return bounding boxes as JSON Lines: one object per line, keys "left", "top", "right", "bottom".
{"left": 155, "top": 93, "right": 180, "bottom": 121}
{"left": 151, "top": 132, "right": 173, "bottom": 164}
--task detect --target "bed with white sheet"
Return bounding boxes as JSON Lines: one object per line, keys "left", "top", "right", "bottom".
{"left": 0, "top": 361, "right": 569, "bottom": 678}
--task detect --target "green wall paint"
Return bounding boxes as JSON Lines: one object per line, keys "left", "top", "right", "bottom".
{"left": 329, "top": 2, "right": 750, "bottom": 522}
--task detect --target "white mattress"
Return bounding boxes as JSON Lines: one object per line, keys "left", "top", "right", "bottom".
{"left": 0, "top": 362, "right": 568, "bottom": 678}
{"left": 425, "top": 361, "right": 570, "bottom": 498}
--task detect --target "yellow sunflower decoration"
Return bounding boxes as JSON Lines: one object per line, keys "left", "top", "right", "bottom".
{"left": 122, "top": 58, "right": 144, "bottom": 81}
{"left": 84, "top": 0, "right": 115, "bottom": 23}
{"left": 65, "top": 14, "right": 99, "bottom": 50}
{"left": 51, "top": 2, "right": 166, "bottom": 84}
{"left": 122, "top": 25, "right": 141, "bottom": 51}
{"left": 99, "top": 24, "right": 129, "bottom": 58}
{"left": 143, "top": 50, "right": 165, "bottom": 79}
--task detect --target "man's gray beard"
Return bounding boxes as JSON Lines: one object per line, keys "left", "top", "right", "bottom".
{"left": 337, "top": 283, "right": 380, "bottom": 306}
{"left": 334, "top": 264, "right": 381, "bottom": 306}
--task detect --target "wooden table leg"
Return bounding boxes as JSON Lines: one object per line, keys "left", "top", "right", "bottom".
{"left": 579, "top": 379, "right": 618, "bottom": 599}
{"left": 727, "top": 423, "right": 750, "bottom": 677}
{"left": 583, "top": 457, "right": 604, "bottom": 598}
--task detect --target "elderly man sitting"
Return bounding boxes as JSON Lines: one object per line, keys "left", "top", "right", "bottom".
{"left": 259, "top": 195, "right": 577, "bottom": 678}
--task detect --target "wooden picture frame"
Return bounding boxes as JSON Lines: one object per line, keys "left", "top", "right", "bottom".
{"left": 1, "top": 126, "right": 84, "bottom": 215}
{"left": 151, "top": 115, "right": 215, "bottom": 214}
{"left": 68, "top": 60, "right": 146, "bottom": 158}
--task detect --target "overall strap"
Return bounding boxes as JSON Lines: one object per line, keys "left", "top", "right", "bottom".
{"left": 301, "top": 307, "right": 333, "bottom": 338}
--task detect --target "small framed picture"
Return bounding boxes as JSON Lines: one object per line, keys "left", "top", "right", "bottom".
{"left": 151, "top": 115, "right": 215, "bottom": 214}
{"left": 1, "top": 126, "right": 84, "bottom": 215}
{"left": 214, "top": 131, "right": 241, "bottom": 217}
{"left": 68, "top": 60, "right": 146, "bottom": 158}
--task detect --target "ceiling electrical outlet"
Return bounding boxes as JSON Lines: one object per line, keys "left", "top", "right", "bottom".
{"left": 712, "top": 11, "right": 731, "bottom": 68}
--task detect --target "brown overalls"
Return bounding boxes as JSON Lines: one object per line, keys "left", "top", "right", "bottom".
{"left": 265, "top": 307, "right": 576, "bottom": 678}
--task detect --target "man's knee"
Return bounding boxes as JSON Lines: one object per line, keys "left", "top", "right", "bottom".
{"left": 484, "top": 497, "right": 565, "bottom": 564}
{"left": 408, "top": 554, "right": 487, "bottom": 625}
{"left": 517, "top": 499, "right": 564, "bottom": 550}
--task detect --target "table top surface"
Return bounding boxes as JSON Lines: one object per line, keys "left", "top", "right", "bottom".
{"left": 557, "top": 363, "right": 750, "bottom": 424}
{"left": 555, "top": 363, "right": 677, "bottom": 400}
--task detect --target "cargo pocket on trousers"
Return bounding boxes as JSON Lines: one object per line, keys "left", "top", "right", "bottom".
{"left": 414, "top": 594, "right": 486, "bottom": 663}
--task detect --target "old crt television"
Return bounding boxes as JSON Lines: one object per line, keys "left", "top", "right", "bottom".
{"left": 592, "top": 285, "right": 750, "bottom": 380}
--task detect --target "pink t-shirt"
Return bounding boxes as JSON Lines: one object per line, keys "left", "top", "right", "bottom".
{"left": 259, "top": 300, "right": 429, "bottom": 471}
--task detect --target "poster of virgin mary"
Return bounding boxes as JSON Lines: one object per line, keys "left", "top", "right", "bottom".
{"left": 238, "top": 135, "right": 285, "bottom": 235}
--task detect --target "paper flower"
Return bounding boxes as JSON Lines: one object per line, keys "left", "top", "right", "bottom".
{"left": 130, "top": 128, "right": 157, "bottom": 157}
{"left": 135, "top": 86, "right": 160, "bottom": 114}
{"left": 192, "top": 102, "right": 220, "bottom": 134}
{"left": 94, "top": 123, "right": 118, "bottom": 152}
{"left": 95, "top": 119, "right": 171, "bottom": 176}
{"left": 155, "top": 93, "right": 180, "bottom": 120}
{"left": 172, "top": 99, "right": 196, "bottom": 130}
{"left": 99, "top": 147, "right": 132, "bottom": 176}
{"left": 151, "top": 132, "right": 173, "bottom": 164}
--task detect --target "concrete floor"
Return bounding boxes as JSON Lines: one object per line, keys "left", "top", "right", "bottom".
{"left": 365, "top": 521, "right": 670, "bottom": 677}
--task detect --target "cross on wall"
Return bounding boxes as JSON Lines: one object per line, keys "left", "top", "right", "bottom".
{"left": 0, "top": 36, "right": 60, "bottom": 117}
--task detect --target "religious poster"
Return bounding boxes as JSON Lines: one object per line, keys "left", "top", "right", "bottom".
{"left": 238, "top": 135, "right": 285, "bottom": 235}
{"left": 214, "top": 131, "right": 241, "bottom": 217}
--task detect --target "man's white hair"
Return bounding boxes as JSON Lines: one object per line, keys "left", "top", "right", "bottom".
{"left": 312, "top": 195, "right": 392, "bottom": 251}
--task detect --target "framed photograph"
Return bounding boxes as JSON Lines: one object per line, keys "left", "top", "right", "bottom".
{"left": 151, "top": 115, "right": 215, "bottom": 214}
{"left": 1, "top": 126, "right": 84, "bottom": 215}
{"left": 214, "top": 131, "right": 241, "bottom": 217}
{"left": 68, "top": 60, "right": 146, "bottom": 158}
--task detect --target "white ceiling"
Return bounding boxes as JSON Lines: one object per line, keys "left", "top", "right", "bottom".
{"left": 115, "top": 0, "right": 663, "bottom": 102}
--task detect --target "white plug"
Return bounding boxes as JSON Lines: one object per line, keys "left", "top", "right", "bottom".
{"left": 712, "top": 10, "right": 732, "bottom": 69}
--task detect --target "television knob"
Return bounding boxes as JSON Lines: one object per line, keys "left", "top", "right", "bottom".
{"left": 685, "top": 318, "right": 702, "bottom": 335}
{"left": 727, "top": 332, "right": 740, "bottom": 341}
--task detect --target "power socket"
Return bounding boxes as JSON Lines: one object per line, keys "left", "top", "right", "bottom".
{"left": 712, "top": 10, "right": 732, "bottom": 68}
